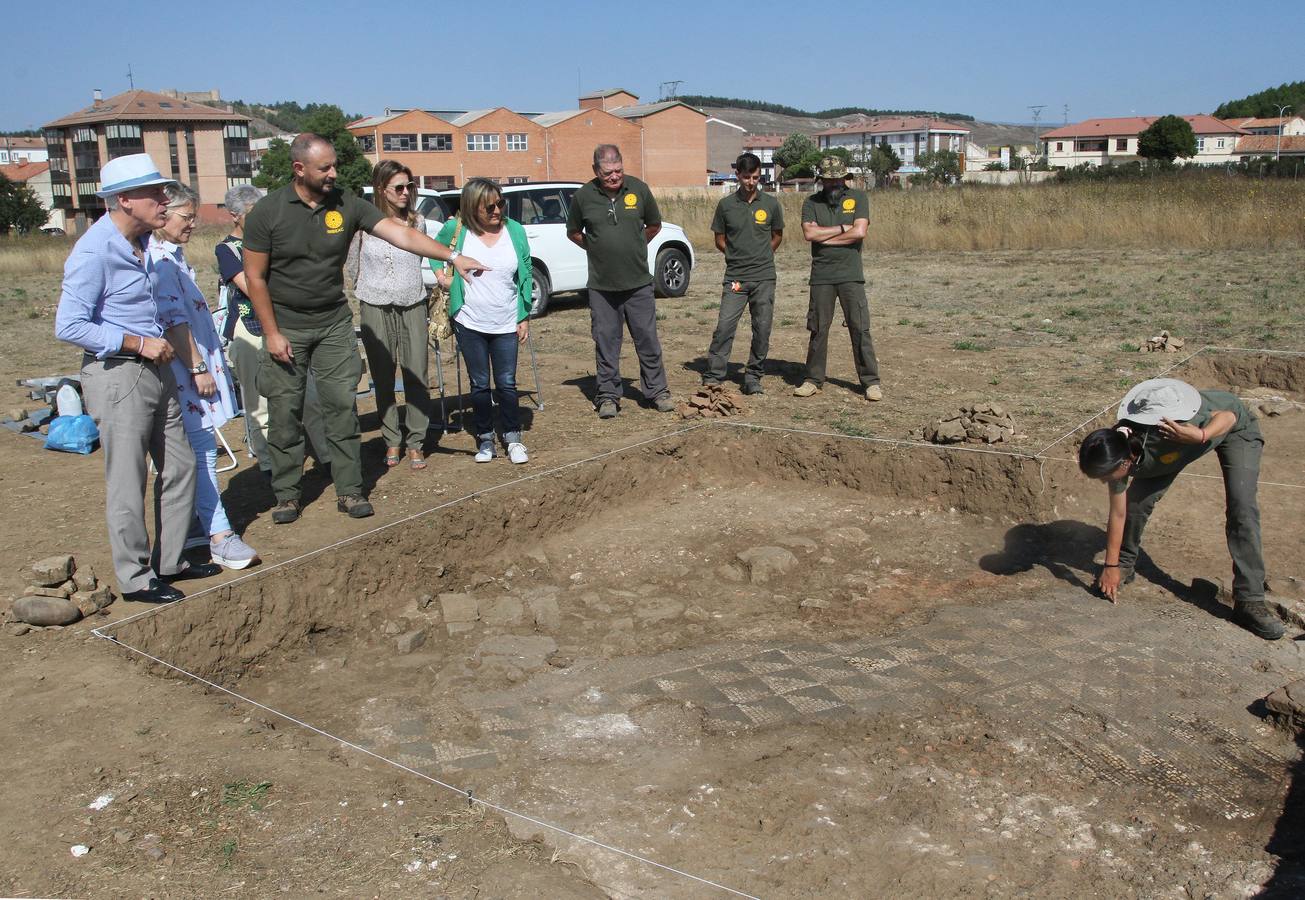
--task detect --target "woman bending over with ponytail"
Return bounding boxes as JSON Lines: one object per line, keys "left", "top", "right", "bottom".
{"left": 1077, "top": 378, "right": 1283, "bottom": 640}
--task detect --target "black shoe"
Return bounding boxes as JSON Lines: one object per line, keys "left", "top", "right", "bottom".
{"left": 123, "top": 578, "right": 185, "bottom": 604}
{"left": 1233, "top": 600, "right": 1285, "bottom": 641}
{"left": 271, "top": 498, "right": 301, "bottom": 524}
{"left": 337, "top": 495, "right": 374, "bottom": 518}
{"left": 742, "top": 380, "right": 764, "bottom": 396}
{"left": 164, "top": 562, "right": 222, "bottom": 582}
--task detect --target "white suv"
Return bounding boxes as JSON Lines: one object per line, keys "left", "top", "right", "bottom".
{"left": 415, "top": 182, "right": 695, "bottom": 317}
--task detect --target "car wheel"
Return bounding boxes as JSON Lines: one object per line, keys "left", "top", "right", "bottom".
{"left": 529, "top": 263, "right": 552, "bottom": 317}
{"left": 654, "top": 248, "right": 690, "bottom": 298}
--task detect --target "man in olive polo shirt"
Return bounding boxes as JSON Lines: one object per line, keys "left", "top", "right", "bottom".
{"left": 795, "top": 156, "right": 883, "bottom": 402}
{"left": 243, "top": 133, "right": 485, "bottom": 523}
{"left": 703, "top": 152, "right": 784, "bottom": 395}
{"left": 566, "top": 144, "right": 673, "bottom": 419}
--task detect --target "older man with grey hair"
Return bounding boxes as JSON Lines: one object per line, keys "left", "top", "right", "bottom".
{"left": 55, "top": 153, "right": 219, "bottom": 603}
{"left": 566, "top": 144, "right": 673, "bottom": 418}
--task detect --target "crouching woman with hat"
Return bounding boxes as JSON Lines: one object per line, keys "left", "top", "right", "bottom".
{"left": 1077, "top": 378, "right": 1283, "bottom": 640}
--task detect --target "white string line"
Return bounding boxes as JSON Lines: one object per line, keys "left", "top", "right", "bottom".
{"left": 1032, "top": 454, "right": 1305, "bottom": 489}
{"left": 1200, "top": 346, "right": 1305, "bottom": 356}
{"left": 710, "top": 420, "right": 1043, "bottom": 460}
{"left": 93, "top": 633, "right": 763, "bottom": 900}
{"left": 1036, "top": 345, "right": 1211, "bottom": 457}
{"left": 93, "top": 423, "right": 711, "bottom": 636}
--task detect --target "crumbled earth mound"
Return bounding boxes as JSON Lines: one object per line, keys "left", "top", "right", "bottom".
{"left": 910, "top": 402, "right": 1018, "bottom": 445}
{"left": 677, "top": 384, "right": 748, "bottom": 419}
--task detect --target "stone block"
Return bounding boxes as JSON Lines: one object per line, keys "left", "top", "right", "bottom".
{"left": 439, "top": 592, "right": 479, "bottom": 623}
{"left": 482, "top": 597, "right": 524, "bottom": 627}
{"left": 525, "top": 591, "right": 561, "bottom": 630}
{"left": 13, "top": 595, "right": 82, "bottom": 626}
{"left": 1264, "top": 678, "right": 1305, "bottom": 731}
{"left": 737, "top": 546, "right": 799, "bottom": 584}
{"left": 73, "top": 568, "right": 98, "bottom": 592}
{"left": 31, "top": 555, "right": 74, "bottom": 587}
{"left": 395, "top": 629, "right": 427, "bottom": 655}
{"left": 26, "top": 584, "right": 72, "bottom": 599}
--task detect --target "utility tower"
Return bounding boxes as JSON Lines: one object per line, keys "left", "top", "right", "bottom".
{"left": 659, "top": 80, "right": 683, "bottom": 101}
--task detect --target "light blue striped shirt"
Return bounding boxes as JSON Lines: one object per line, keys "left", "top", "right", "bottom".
{"left": 54, "top": 213, "right": 163, "bottom": 359}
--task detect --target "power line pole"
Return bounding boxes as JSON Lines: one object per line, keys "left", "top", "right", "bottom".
{"left": 1063, "top": 103, "right": 1069, "bottom": 125}
{"left": 1029, "top": 105, "right": 1045, "bottom": 167}
{"left": 1276, "top": 104, "right": 1293, "bottom": 162}
{"left": 659, "top": 80, "right": 683, "bottom": 101}
{"left": 126, "top": 64, "right": 134, "bottom": 90}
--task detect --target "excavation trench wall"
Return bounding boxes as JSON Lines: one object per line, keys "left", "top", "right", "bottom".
{"left": 109, "top": 429, "right": 1067, "bottom": 684}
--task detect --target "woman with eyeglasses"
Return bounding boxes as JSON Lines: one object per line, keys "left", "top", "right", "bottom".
{"left": 431, "top": 178, "right": 532, "bottom": 464}
{"left": 150, "top": 183, "right": 258, "bottom": 570}
{"left": 1077, "top": 377, "right": 1281, "bottom": 639}
{"left": 346, "top": 160, "right": 432, "bottom": 470}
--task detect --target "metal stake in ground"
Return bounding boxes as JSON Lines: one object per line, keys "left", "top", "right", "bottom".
{"left": 524, "top": 328, "right": 544, "bottom": 411}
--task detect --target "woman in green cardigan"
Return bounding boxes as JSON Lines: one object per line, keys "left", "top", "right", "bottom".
{"left": 431, "top": 178, "right": 533, "bottom": 464}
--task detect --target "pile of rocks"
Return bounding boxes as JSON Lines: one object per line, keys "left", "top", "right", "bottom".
{"left": 677, "top": 384, "right": 748, "bottom": 419}
{"left": 909, "top": 402, "right": 1018, "bottom": 445}
{"left": 8, "top": 555, "right": 114, "bottom": 632}
{"left": 1141, "top": 330, "right": 1185, "bottom": 353}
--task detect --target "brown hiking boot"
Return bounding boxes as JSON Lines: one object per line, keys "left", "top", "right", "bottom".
{"left": 1233, "top": 600, "right": 1284, "bottom": 640}
{"left": 337, "top": 495, "right": 374, "bottom": 519}
{"left": 271, "top": 499, "right": 301, "bottom": 525}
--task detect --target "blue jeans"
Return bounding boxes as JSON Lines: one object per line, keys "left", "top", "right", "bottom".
{"left": 185, "top": 426, "right": 232, "bottom": 537}
{"left": 454, "top": 320, "right": 521, "bottom": 445}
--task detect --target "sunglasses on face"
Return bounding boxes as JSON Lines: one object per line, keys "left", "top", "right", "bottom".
{"left": 482, "top": 199, "right": 506, "bottom": 212}
{"left": 389, "top": 182, "right": 415, "bottom": 193}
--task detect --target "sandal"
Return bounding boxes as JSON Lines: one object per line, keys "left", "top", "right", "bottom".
{"left": 407, "top": 448, "right": 427, "bottom": 470}
{"left": 385, "top": 447, "right": 401, "bottom": 468}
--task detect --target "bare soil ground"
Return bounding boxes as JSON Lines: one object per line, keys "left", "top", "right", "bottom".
{"left": 0, "top": 245, "right": 1302, "bottom": 897}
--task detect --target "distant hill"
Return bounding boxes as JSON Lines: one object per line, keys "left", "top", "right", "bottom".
{"left": 226, "top": 100, "right": 364, "bottom": 138}
{"left": 678, "top": 95, "right": 974, "bottom": 122}
{"left": 696, "top": 104, "right": 1042, "bottom": 148}
{"left": 1214, "top": 81, "right": 1305, "bottom": 119}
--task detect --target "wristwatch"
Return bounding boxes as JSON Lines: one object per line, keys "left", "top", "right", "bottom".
{"left": 189, "top": 362, "right": 209, "bottom": 375}
{"left": 448, "top": 250, "right": 460, "bottom": 263}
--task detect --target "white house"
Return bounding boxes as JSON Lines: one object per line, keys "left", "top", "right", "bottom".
{"left": 1224, "top": 116, "right": 1305, "bottom": 137}
{"left": 0, "top": 161, "right": 63, "bottom": 231}
{"left": 814, "top": 117, "right": 971, "bottom": 174}
{"left": 0, "top": 136, "right": 48, "bottom": 165}
{"left": 1041, "top": 115, "right": 1244, "bottom": 168}
{"left": 741, "top": 134, "right": 785, "bottom": 185}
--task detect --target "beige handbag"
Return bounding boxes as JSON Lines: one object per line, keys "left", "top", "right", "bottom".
{"left": 427, "top": 218, "right": 461, "bottom": 344}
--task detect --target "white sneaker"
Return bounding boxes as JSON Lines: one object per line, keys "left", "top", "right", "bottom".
{"left": 475, "top": 440, "right": 495, "bottom": 463}
{"left": 211, "top": 533, "right": 259, "bottom": 570}
{"left": 508, "top": 442, "right": 528, "bottom": 464}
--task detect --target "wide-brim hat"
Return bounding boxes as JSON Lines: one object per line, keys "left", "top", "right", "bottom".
{"left": 1117, "top": 378, "right": 1201, "bottom": 425}
{"left": 96, "top": 153, "right": 176, "bottom": 198}
{"left": 816, "top": 156, "right": 851, "bottom": 179}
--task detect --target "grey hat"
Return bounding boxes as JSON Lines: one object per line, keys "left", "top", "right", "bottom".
{"left": 1118, "top": 378, "right": 1201, "bottom": 425}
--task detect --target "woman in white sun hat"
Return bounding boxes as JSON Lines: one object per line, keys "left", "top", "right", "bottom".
{"left": 1076, "top": 378, "right": 1281, "bottom": 640}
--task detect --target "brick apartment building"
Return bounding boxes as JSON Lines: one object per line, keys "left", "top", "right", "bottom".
{"left": 347, "top": 90, "right": 708, "bottom": 190}
{"left": 42, "top": 89, "right": 253, "bottom": 232}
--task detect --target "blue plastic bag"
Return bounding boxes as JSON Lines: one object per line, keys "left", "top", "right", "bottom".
{"left": 44, "top": 414, "right": 99, "bottom": 455}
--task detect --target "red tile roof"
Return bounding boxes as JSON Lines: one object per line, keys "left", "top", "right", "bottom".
{"left": 0, "top": 161, "right": 49, "bottom": 181}
{"left": 743, "top": 134, "right": 785, "bottom": 148}
{"left": 44, "top": 89, "right": 250, "bottom": 128}
{"left": 1234, "top": 135, "right": 1305, "bottom": 154}
{"left": 815, "top": 116, "right": 971, "bottom": 137}
{"left": 1235, "top": 116, "right": 1299, "bottom": 129}
{"left": 1041, "top": 115, "right": 1242, "bottom": 139}
{"left": 1, "top": 136, "right": 45, "bottom": 150}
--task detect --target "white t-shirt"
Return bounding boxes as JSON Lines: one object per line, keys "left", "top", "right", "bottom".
{"left": 455, "top": 229, "right": 519, "bottom": 334}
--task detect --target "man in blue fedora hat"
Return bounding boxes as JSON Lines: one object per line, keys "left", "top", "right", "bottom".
{"left": 55, "top": 153, "right": 220, "bottom": 603}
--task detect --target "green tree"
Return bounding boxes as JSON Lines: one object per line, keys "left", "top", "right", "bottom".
{"left": 0, "top": 173, "right": 48, "bottom": 234}
{"left": 252, "top": 106, "right": 372, "bottom": 194}
{"left": 1213, "top": 81, "right": 1304, "bottom": 119}
{"left": 1137, "top": 115, "right": 1197, "bottom": 163}
{"left": 253, "top": 137, "right": 291, "bottom": 191}
{"left": 914, "top": 150, "right": 962, "bottom": 184}
{"left": 774, "top": 132, "right": 816, "bottom": 177}
{"left": 868, "top": 142, "right": 903, "bottom": 186}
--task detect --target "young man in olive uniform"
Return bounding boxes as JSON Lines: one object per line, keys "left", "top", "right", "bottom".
{"left": 566, "top": 144, "right": 673, "bottom": 419}
{"left": 795, "top": 156, "right": 883, "bottom": 402}
{"left": 703, "top": 152, "right": 784, "bottom": 395}
{"left": 243, "top": 133, "right": 484, "bottom": 523}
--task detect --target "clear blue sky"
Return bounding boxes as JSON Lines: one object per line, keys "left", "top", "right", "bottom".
{"left": 3, "top": 0, "right": 1300, "bottom": 130}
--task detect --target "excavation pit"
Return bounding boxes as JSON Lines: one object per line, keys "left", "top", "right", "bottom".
{"left": 99, "top": 355, "right": 1305, "bottom": 898}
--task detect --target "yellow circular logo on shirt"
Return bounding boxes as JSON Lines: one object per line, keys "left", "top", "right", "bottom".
{"left": 324, "top": 210, "right": 344, "bottom": 231}
{"left": 1159, "top": 451, "right": 1180, "bottom": 464}
{"left": 623, "top": 192, "right": 638, "bottom": 208}
{"left": 841, "top": 198, "right": 856, "bottom": 212}
{"left": 754, "top": 209, "right": 768, "bottom": 224}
